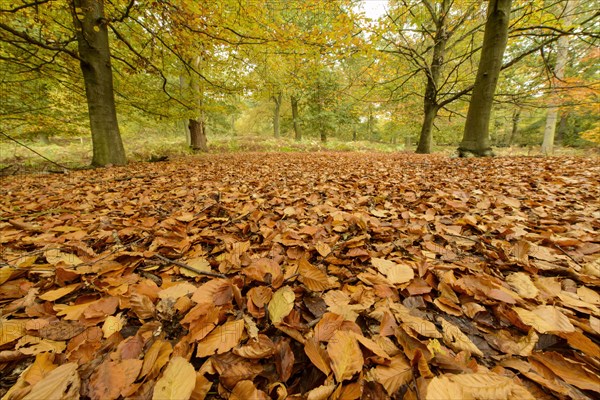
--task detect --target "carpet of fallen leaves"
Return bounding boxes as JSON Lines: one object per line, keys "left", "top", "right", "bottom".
{"left": 0, "top": 152, "right": 599, "bottom": 400}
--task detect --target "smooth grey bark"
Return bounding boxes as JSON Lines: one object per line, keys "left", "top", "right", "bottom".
{"left": 541, "top": 0, "right": 575, "bottom": 155}
{"left": 291, "top": 96, "right": 302, "bottom": 141}
{"left": 71, "top": 0, "right": 126, "bottom": 166}
{"left": 416, "top": 0, "right": 450, "bottom": 154}
{"left": 459, "top": 0, "right": 512, "bottom": 157}
{"left": 272, "top": 92, "right": 282, "bottom": 138}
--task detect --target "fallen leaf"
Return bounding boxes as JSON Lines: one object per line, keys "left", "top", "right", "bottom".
{"left": 268, "top": 286, "right": 295, "bottom": 324}
{"left": 196, "top": 319, "right": 245, "bottom": 358}
{"left": 371, "top": 257, "right": 414, "bottom": 285}
{"left": 153, "top": 356, "right": 197, "bottom": 400}
{"left": 22, "top": 362, "right": 80, "bottom": 400}
{"left": 514, "top": 306, "right": 575, "bottom": 333}
{"left": 372, "top": 355, "right": 411, "bottom": 395}
{"left": 327, "top": 330, "right": 363, "bottom": 382}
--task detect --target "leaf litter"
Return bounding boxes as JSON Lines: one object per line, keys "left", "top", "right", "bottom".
{"left": 0, "top": 152, "right": 599, "bottom": 399}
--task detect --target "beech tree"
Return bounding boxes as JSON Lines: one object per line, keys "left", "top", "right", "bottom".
{"left": 71, "top": 0, "right": 126, "bottom": 165}
{"left": 459, "top": 0, "right": 512, "bottom": 157}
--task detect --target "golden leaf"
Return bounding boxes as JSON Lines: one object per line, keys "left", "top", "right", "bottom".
{"left": 22, "top": 362, "right": 80, "bottom": 400}
{"left": 158, "top": 282, "right": 197, "bottom": 300}
{"left": 298, "top": 258, "right": 338, "bottom": 291}
{"left": 0, "top": 266, "right": 15, "bottom": 285}
{"left": 438, "top": 317, "right": 483, "bottom": 356}
{"left": 425, "top": 375, "right": 467, "bottom": 400}
{"left": 140, "top": 340, "right": 172, "bottom": 380}
{"left": 39, "top": 283, "right": 81, "bottom": 302}
{"left": 315, "top": 242, "right": 331, "bottom": 257}
{"left": 506, "top": 272, "right": 539, "bottom": 299}
{"left": 372, "top": 355, "right": 411, "bottom": 395}
{"left": 371, "top": 257, "right": 414, "bottom": 285}
{"left": 44, "top": 249, "right": 82, "bottom": 267}
{"left": 451, "top": 373, "right": 535, "bottom": 400}
{"left": 267, "top": 286, "right": 295, "bottom": 324}
{"left": 16, "top": 335, "right": 66, "bottom": 355}
{"left": 306, "top": 384, "right": 336, "bottom": 400}
{"left": 514, "top": 306, "right": 574, "bottom": 333}
{"left": 190, "top": 374, "right": 212, "bottom": 400}
{"left": 196, "top": 319, "right": 245, "bottom": 358}
{"left": 153, "top": 357, "right": 196, "bottom": 400}
{"left": 327, "top": 330, "right": 363, "bottom": 382}
{"left": 530, "top": 352, "right": 600, "bottom": 393}
{"left": 181, "top": 257, "right": 212, "bottom": 277}
{"left": 102, "top": 314, "right": 125, "bottom": 338}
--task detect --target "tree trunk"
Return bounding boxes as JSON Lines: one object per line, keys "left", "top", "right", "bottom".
{"left": 71, "top": 0, "right": 126, "bottom": 166}
{"left": 416, "top": 104, "right": 440, "bottom": 153}
{"left": 415, "top": 0, "right": 449, "bottom": 154}
{"left": 189, "top": 118, "right": 208, "bottom": 151}
{"left": 272, "top": 92, "right": 282, "bottom": 138}
{"left": 291, "top": 96, "right": 302, "bottom": 141}
{"left": 352, "top": 125, "right": 357, "bottom": 141}
{"left": 508, "top": 107, "right": 521, "bottom": 146}
{"left": 556, "top": 112, "right": 568, "bottom": 145}
{"left": 541, "top": 0, "right": 575, "bottom": 155}
{"left": 367, "top": 105, "right": 374, "bottom": 141}
{"left": 459, "top": 0, "right": 512, "bottom": 157}
{"left": 320, "top": 124, "right": 327, "bottom": 143}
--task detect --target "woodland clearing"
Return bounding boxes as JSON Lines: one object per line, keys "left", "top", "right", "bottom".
{"left": 0, "top": 152, "right": 599, "bottom": 399}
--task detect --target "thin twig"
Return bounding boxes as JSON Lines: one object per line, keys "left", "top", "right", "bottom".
{"left": 154, "top": 254, "right": 227, "bottom": 278}
{"left": 555, "top": 245, "right": 583, "bottom": 268}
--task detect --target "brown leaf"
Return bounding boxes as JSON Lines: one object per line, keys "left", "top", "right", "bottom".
{"left": 196, "top": 319, "right": 245, "bottom": 358}
{"left": 88, "top": 359, "right": 142, "bottom": 400}
{"left": 304, "top": 337, "right": 332, "bottom": 376}
{"left": 275, "top": 338, "right": 295, "bottom": 382}
{"left": 298, "top": 258, "right": 339, "bottom": 291}
{"left": 372, "top": 355, "right": 411, "bottom": 395}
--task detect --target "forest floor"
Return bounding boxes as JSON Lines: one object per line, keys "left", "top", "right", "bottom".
{"left": 1, "top": 152, "right": 599, "bottom": 399}
{"left": 1, "top": 134, "right": 596, "bottom": 174}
